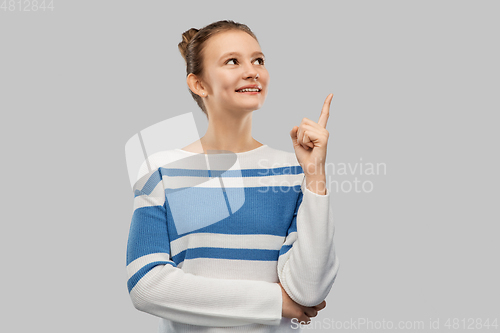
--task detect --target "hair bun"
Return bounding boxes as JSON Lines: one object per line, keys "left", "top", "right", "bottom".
{"left": 178, "top": 28, "right": 200, "bottom": 63}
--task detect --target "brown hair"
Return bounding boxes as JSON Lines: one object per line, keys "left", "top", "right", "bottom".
{"left": 178, "top": 20, "right": 259, "bottom": 119}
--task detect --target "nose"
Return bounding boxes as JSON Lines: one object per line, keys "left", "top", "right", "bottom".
{"left": 244, "top": 71, "right": 259, "bottom": 81}
{"left": 242, "top": 61, "right": 259, "bottom": 80}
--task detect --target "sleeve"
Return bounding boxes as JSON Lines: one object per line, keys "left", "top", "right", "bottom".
{"left": 277, "top": 177, "right": 340, "bottom": 307}
{"left": 126, "top": 167, "right": 283, "bottom": 327}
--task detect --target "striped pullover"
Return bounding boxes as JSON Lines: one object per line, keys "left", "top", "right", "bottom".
{"left": 126, "top": 144, "right": 340, "bottom": 332}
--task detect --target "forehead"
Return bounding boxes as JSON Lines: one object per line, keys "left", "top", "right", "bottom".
{"left": 203, "top": 30, "right": 261, "bottom": 61}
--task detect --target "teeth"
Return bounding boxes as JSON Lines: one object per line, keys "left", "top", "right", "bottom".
{"left": 237, "top": 88, "right": 260, "bottom": 92}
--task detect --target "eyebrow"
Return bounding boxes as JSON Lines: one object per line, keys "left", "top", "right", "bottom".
{"left": 219, "top": 51, "right": 265, "bottom": 61}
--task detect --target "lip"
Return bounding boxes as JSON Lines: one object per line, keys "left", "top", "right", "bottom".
{"left": 235, "top": 84, "right": 262, "bottom": 92}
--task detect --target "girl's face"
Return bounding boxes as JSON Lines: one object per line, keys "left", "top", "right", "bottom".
{"left": 200, "top": 30, "right": 269, "bottom": 116}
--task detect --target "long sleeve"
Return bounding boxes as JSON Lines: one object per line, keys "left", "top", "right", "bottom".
{"left": 126, "top": 167, "right": 283, "bottom": 327}
{"left": 276, "top": 178, "right": 340, "bottom": 307}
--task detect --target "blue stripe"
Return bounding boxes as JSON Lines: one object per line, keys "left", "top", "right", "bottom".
{"left": 287, "top": 220, "right": 298, "bottom": 234}
{"left": 165, "top": 185, "right": 302, "bottom": 240}
{"left": 288, "top": 191, "right": 302, "bottom": 235}
{"left": 171, "top": 247, "right": 280, "bottom": 265}
{"left": 279, "top": 244, "right": 293, "bottom": 256}
{"left": 161, "top": 168, "right": 211, "bottom": 178}
{"left": 127, "top": 261, "right": 175, "bottom": 292}
{"left": 278, "top": 190, "right": 302, "bottom": 257}
{"left": 126, "top": 205, "right": 170, "bottom": 265}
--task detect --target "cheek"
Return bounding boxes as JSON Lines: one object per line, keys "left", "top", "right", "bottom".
{"left": 219, "top": 76, "right": 238, "bottom": 93}
{"left": 261, "top": 72, "right": 270, "bottom": 87}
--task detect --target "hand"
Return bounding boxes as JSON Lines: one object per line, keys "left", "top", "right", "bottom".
{"left": 289, "top": 94, "right": 333, "bottom": 178}
{"left": 278, "top": 282, "right": 327, "bottom": 325}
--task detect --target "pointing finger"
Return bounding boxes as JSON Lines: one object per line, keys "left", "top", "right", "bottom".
{"left": 318, "top": 93, "right": 333, "bottom": 129}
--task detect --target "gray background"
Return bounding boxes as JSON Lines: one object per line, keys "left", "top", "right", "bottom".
{"left": 1, "top": 0, "right": 499, "bottom": 332}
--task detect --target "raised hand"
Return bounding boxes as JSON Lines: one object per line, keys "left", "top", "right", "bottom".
{"left": 289, "top": 94, "right": 333, "bottom": 178}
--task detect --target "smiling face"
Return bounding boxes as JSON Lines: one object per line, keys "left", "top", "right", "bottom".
{"left": 198, "top": 30, "right": 270, "bottom": 116}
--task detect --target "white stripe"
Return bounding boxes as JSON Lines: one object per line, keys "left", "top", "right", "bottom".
{"left": 170, "top": 233, "right": 285, "bottom": 257}
{"left": 133, "top": 181, "right": 165, "bottom": 210}
{"left": 162, "top": 173, "right": 304, "bottom": 190}
{"left": 165, "top": 149, "right": 298, "bottom": 170}
{"left": 178, "top": 257, "right": 280, "bottom": 281}
{"left": 127, "top": 253, "right": 171, "bottom": 278}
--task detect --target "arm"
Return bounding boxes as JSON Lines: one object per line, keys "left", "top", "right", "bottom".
{"left": 277, "top": 176, "right": 340, "bottom": 307}
{"left": 126, "top": 167, "right": 283, "bottom": 327}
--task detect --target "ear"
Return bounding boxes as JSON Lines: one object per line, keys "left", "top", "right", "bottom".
{"left": 187, "top": 73, "right": 207, "bottom": 97}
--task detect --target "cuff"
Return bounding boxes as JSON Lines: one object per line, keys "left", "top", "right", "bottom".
{"left": 303, "top": 186, "right": 330, "bottom": 197}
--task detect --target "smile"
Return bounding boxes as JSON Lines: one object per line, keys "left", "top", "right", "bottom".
{"left": 235, "top": 85, "right": 262, "bottom": 94}
{"left": 236, "top": 90, "right": 261, "bottom": 94}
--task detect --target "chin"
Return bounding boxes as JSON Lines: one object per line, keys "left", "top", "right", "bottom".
{"left": 243, "top": 103, "right": 263, "bottom": 112}
{"left": 231, "top": 101, "right": 263, "bottom": 112}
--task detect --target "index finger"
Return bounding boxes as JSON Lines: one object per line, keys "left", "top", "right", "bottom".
{"left": 318, "top": 93, "right": 333, "bottom": 128}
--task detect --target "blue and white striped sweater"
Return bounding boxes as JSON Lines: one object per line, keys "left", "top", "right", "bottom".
{"left": 126, "top": 144, "right": 339, "bottom": 332}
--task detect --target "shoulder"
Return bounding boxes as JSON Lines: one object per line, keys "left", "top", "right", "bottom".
{"left": 135, "top": 149, "right": 188, "bottom": 182}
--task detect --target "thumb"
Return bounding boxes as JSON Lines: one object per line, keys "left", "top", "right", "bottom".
{"left": 290, "top": 126, "right": 298, "bottom": 145}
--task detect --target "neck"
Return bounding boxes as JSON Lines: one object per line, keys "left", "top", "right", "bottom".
{"left": 201, "top": 112, "right": 261, "bottom": 153}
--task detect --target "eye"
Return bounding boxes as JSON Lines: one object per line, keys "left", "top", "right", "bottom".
{"left": 254, "top": 57, "right": 265, "bottom": 65}
{"left": 225, "top": 57, "right": 265, "bottom": 65}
